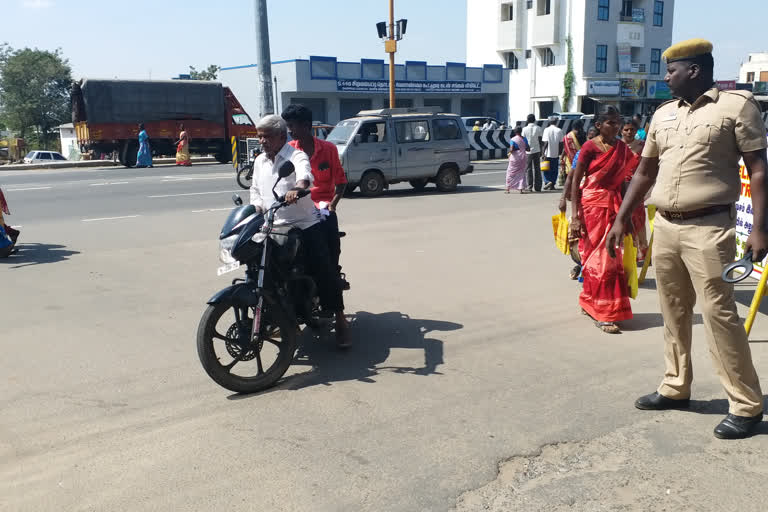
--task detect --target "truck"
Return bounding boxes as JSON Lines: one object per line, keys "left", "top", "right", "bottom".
{"left": 71, "top": 79, "right": 258, "bottom": 167}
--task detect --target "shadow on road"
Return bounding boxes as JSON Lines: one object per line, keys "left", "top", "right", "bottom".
{"left": 622, "top": 313, "right": 703, "bottom": 332}
{"left": 0, "top": 242, "right": 80, "bottom": 268}
{"left": 680, "top": 397, "right": 768, "bottom": 436}
{"left": 345, "top": 185, "right": 502, "bottom": 199}
{"left": 227, "top": 311, "right": 462, "bottom": 400}
{"left": 286, "top": 311, "right": 462, "bottom": 390}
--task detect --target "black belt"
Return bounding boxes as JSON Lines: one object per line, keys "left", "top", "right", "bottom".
{"left": 659, "top": 204, "right": 731, "bottom": 221}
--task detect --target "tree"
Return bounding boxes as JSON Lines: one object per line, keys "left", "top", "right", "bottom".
{"left": 0, "top": 44, "right": 73, "bottom": 148}
{"left": 189, "top": 64, "right": 220, "bottom": 81}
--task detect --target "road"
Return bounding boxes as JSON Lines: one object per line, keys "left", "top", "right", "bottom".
{"left": 2, "top": 162, "right": 768, "bottom": 511}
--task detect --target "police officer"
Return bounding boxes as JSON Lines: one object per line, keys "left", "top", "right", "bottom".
{"left": 607, "top": 39, "right": 768, "bottom": 439}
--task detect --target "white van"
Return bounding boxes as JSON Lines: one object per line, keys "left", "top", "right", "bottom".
{"left": 327, "top": 108, "right": 474, "bottom": 197}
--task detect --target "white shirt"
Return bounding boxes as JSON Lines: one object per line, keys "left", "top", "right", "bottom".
{"left": 521, "top": 123, "right": 543, "bottom": 154}
{"left": 250, "top": 143, "right": 320, "bottom": 230}
{"left": 542, "top": 125, "right": 564, "bottom": 158}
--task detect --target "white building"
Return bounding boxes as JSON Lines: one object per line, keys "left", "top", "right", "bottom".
{"left": 467, "top": 0, "right": 674, "bottom": 122}
{"left": 739, "top": 53, "right": 768, "bottom": 85}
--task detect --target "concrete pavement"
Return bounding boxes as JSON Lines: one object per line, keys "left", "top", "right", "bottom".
{"left": 2, "top": 162, "right": 768, "bottom": 511}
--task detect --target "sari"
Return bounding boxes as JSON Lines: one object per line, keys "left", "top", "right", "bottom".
{"left": 175, "top": 130, "right": 191, "bottom": 166}
{"left": 562, "top": 131, "right": 581, "bottom": 173}
{"left": 624, "top": 148, "right": 648, "bottom": 258}
{"left": 506, "top": 135, "right": 528, "bottom": 190}
{"left": 136, "top": 130, "right": 153, "bottom": 168}
{"left": 577, "top": 140, "right": 633, "bottom": 323}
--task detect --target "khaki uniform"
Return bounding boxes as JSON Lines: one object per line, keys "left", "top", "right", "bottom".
{"left": 643, "top": 87, "right": 766, "bottom": 416}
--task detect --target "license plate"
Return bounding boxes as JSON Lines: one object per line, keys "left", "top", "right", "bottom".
{"left": 217, "top": 261, "right": 241, "bottom": 276}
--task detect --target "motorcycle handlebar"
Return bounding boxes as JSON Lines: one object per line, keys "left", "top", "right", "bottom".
{"left": 276, "top": 188, "right": 311, "bottom": 205}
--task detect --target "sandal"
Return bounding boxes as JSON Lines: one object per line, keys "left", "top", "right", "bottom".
{"left": 596, "top": 321, "right": 621, "bottom": 334}
{"left": 570, "top": 265, "right": 581, "bottom": 280}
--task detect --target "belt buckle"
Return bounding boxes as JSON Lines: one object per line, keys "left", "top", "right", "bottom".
{"left": 667, "top": 210, "right": 683, "bottom": 220}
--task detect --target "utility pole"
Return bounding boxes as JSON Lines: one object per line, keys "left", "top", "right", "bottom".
{"left": 254, "top": 0, "right": 274, "bottom": 118}
{"left": 387, "top": 0, "right": 396, "bottom": 108}
{"left": 378, "top": 2, "right": 407, "bottom": 109}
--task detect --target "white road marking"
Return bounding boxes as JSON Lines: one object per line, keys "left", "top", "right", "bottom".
{"left": 191, "top": 207, "right": 234, "bottom": 213}
{"left": 161, "top": 176, "right": 231, "bottom": 182}
{"left": 148, "top": 191, "right": 239, "bottom": 198}
{"left": 89, "top": 182, "right": 129, "bottom": 187}
{"left": 465, "top": 171, "right": 506, "bottom": 176}
{"left": 81, "top": 215, "right": 141, "bottom": 222}
{"left": 6, "top": 186, "right": 52, "bottom": 191}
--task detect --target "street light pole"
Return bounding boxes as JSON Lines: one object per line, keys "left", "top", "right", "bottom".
{"left": 388, "top": 0, "right": 395, "bottom": 108}
{"left": 254, "top": 0, "right": 274, "bottom": 118}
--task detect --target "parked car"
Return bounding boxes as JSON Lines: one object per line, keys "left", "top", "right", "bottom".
{"left": 461, "top": 116, "right": 503, "bottom": 130}
{"left": 328, "top": 107, "right": 473, "bottom": 197}
{"left": 23, "top": 150, "right": 67, "bottom": 163}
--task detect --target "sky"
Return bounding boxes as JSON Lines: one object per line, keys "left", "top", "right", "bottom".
{"left": 1, "top": 0, "right": 766, "bottom": 81}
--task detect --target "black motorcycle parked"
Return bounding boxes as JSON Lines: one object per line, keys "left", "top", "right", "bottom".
{"left": 236, "top": 148, "right": 260, "bottom": 190}
{"left": 197, "top": 161, "right": 337, "bottom": 393}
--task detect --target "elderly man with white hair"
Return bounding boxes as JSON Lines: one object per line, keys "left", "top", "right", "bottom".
{"left": 250, "top": 114, "right": 349, "bottom": 347}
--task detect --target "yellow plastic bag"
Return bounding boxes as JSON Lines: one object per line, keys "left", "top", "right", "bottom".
{"left": 552, "top": 212, "right": 569, "bottom": 255}
{"left": 623, "top": 234, "right": 638, "bottom": 299}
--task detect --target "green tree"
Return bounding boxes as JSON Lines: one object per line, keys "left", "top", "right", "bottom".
{"left": 189, "top": 64, "right": 220, "bottom": 81}
{"left": 0, "top": 44, "right": 73, "bottom": 149}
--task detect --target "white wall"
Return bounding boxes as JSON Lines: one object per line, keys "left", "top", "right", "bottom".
{"left": 739, "top": 53, "right": 768, "bottom": 82}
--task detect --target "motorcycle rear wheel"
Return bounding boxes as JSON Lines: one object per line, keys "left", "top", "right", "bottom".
{"left": 197, "top": 302, "right": 296, "bottom": 393}
{"left": 236, "top": 166, "right": 253, "bottom": 189}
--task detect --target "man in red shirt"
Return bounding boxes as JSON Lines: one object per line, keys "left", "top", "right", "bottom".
{"left": 283, "top": 104, "right": 350, "bottom": 345}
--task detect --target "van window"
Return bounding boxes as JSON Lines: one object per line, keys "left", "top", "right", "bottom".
{"left": 359, "top": 122, "right": 387, "bottom": 143}
{"left": 433, "top": 119, "right": 461, "bottom": 140}
{"left": 396, "top": 120, "right": 430, "bottom": 143}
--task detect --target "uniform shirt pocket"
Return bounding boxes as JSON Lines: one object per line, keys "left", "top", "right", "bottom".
{"left": 657, "top": 119, "right": 681, "bottom": 153}
{"left": 689, "top": 117, "right": 725, "bottom": 145}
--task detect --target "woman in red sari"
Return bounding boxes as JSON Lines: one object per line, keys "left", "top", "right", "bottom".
{"left": 569, "top": 106, "right": 633, "bottom": 333}
{"left": 620, "top": 119, "right": 647, "bottom": 261}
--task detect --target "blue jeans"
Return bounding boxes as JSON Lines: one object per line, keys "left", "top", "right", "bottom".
{"left": 544, "top": 158, "right": 559, "bottom": 185}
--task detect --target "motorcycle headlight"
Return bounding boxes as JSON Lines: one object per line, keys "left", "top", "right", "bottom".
{"left": 219, "top": 235, "right": 238, "bottom": 264}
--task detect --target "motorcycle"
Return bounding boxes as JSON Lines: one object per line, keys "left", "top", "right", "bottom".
{"left": 0, "top": 187, "right": 19, "bottom": 258}
{"left": 197, "top": 161, "right": 339, "bottom": 393}
{"left": 236, "top": 148, "right": 260, "bottom": 190}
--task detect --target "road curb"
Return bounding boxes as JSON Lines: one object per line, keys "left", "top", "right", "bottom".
{"left": 0, "top": 156, "right": 219, "bottom": 172}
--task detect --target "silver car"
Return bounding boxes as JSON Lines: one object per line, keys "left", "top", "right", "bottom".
{"left": 327, "top": 108, "right": 474, "bottom": 197}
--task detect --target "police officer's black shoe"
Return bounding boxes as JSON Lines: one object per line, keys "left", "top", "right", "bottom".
{"left": 714, "top": 413, "right": 763, "bottom": 439}
{"left": 634, "top": 392, "right": 690, "bottom": 410}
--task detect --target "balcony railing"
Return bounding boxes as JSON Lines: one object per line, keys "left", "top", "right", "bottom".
{"left": 620, "top": 9, "right": 645, "bottom": 23}
{"left": 631, "top": 63, "right": 647, "bottom": 73}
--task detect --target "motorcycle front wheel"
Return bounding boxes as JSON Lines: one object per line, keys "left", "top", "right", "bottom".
{"left": 197, "top": 302, "right": 297, "bottom": 393}
{"left": 236, "top": 165, "right": 253, "bottom": 189}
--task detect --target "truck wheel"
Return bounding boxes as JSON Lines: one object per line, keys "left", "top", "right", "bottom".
{"left": 215, "top": 145, "right": 231, "bottom": 164}
{"left": 409, "top": 178, "right": 429, "bottom": 190}
{"left": 359, "top": 171, "right": 385, "bottom": 197}
{"left": 435, "top": 166, "right": 459, "bottom": 192}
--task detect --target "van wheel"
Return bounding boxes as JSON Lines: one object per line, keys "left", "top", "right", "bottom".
{"left": 435, "top": 166, "right": 459, "bottom": 192}
{"left": 409, "top": 178, "right": 428, "bottom": 190}
{"left": 360, "top": 171, "right": 385, "bottom": 197}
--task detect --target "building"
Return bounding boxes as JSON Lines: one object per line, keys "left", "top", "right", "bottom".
{"left": 467, "top": 0, "right": 674, "bottom": 121}
{"left": 739, "top": 53, "right": 768, "bottom": 92}
{"left": 220, "top": 56, "right": 509, "bottom": 125}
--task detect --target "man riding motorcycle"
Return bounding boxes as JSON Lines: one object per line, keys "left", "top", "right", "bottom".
{"left": 250, "top": 114, "right": 350, "bottom": 347}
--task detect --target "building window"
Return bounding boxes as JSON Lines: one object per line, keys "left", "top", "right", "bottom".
{"left": 598, "top": 0, "right": 610, "bottom": 20}
{"left": 526, "top": 0, "right": 533, "bottom": 8}
{"left": 525, "top": 49, "right": 532, "bottom": 59}
{"left": 506, "top": 52, "right": 519, "bottom": 70}
{"left": 540, "top": 48, "right": 555, "bottom": 67}
{"left": 653, "top": 1, "right": 664, "bottom": 26}
{"left": 596, "top": 44, "right": 608, "bottom": 73}
{"left": 747, "top": 72, "right": 755, "bottom": 83}
{"left": 620, "top": 0, "right": 632, "bottom": 17}
{"left": 537, "top": 0, "right": 551, "bottom": 15}
{"left": 650, "top": 48, "right": 661, "bottom": 75}
{"left": 501, "top": 2, "right": 514, "bottom": 21}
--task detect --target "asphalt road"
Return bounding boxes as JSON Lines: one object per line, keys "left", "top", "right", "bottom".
{"left": 2, "top": 161, "right": 768, "bottom": 511}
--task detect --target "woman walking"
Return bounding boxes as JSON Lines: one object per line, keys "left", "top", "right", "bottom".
{"left": 621, "top": 119, "right": 648, "bottom": 261}
{"left": 136, "top": 123, "right": 153, "bottom": 168}
{"left": 505, "top": 126, "right": 528, "bottom": 194}
{"left": 558, "top": 121, "right": 589, "bottom": 280}
{"left": 175, "top": 124, "right": 191, "bottom": 166}
{"left": 569, "top": 106, "right": 633, "bottom": 333}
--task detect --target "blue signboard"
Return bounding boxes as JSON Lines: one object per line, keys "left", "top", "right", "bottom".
{"left": 337, "top": 79, "right": 481, "bottom": 94}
